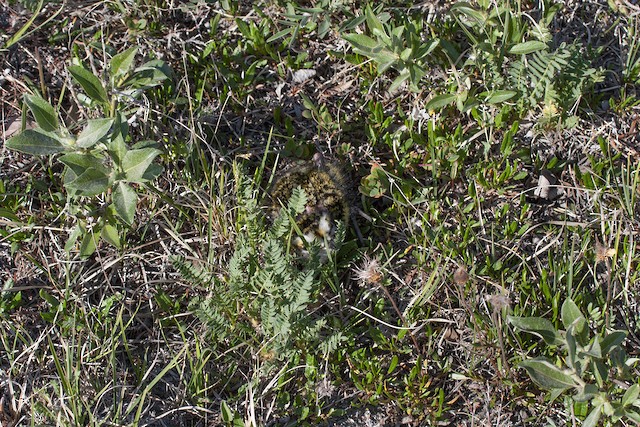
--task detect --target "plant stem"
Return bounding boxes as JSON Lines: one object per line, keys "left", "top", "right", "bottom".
{"left": 378, "top": 282, "right": 422, "bottom": 355}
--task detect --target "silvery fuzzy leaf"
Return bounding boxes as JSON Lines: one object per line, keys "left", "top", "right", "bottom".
{"left": 291, "top": 69, "right": 317, "bottom": 84}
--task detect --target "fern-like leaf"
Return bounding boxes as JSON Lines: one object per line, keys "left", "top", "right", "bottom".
{"left": 171, "top": 255, "right": 216, "bottom": 287}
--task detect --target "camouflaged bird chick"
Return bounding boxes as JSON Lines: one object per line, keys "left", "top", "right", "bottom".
{"left": 268, "top": 154, "right": 349, "bottom": 251}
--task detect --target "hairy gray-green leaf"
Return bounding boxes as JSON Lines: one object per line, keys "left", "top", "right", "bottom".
{"left": 131, "top": 139, "right": 161, "bottom": 150}
{"left": 583, "top": 336, "right": 602, "bottom": 358}
{"left": 573, "top": 384, "right": 599, "bottom": 402}
{"left": 622, "top": 384, "right": 640, "bottom": 407}
{"left": 582, "top": 404, "right": 603, "bottom": 427}
{"left": 68, "top": 65, "right": 109, "bottom": 104}
{"left": 509, "top": 41, "right": 548, "bottom": 55}
{"left": 101, "top": 223, "right": 121, "bottom": 248}
{"left": 519, "top": 358, "right": 579, "bottom": 390}
{"left": 343, "top": 33, "right": 380, "bottom": 54}
{"left": 110, "top": 46, "right": 138, "bottom": 85}
{"left": 109, "top": 113, "right": 129, "bottom": 164}
{"left": 113, "top": 181, "right": 137, "bottom": 225}
{"left": 508, "top": 315, "right": 563, "bottom": 345}
{"left": 389, "top": 72, "right": 410, "bottom": 93}
{"left": 561, "top": 298, "right": 586, "bottom": 331}
{"left": 122, "top": 148, "right": 161, "bottom": 183}
{"left": 124, "top": 59, "right": 172, "bottom": 89}
{"left": 76, "top": 118, "right": 114, "bottom": 148}
{"left": 375, "top": 49, "right": 400, "bottom": 73}
{"left": 485, "top": 90, "right": 518, "bottom": 104}
{"left": 451, "top": 3, "right": 487, "bottom": 26}
{"left": 141, "top": 163, "right": 163, "bottom": 182}
{"left": 592, "top": 359, "right": 608, "bottom": 387}
{"left": 566, "top": 324, "right": 578, "bottom": 372}
{"left": 24, "top": 93, "right": 59, "bottom": 131}
{"left": 626, "top": 411, "right": 640, "bottom": 424}
{"left": 60, "top": 153, "right": 108, "bottom": 177}
{"left": 601, "top": 330, "right": 627, "bottom": 354}
{"left": 416, "top": 39, "right": 440, "bottom": 60}
{"left": 426, "top": 93, "right": 457, "bottom": 110}
{"left": 80, "top": 229, "right": 98, "bottom": 258}
{"left": 364, "top": 4, "right": 386, "bottom": 36}
{"left": 5, "top": 129, "right": 66, "bottom": 155}
{"left": 66, "top": 167, "right": 110, "bottom": 196}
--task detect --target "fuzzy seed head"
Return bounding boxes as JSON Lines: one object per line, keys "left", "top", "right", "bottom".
{"left": 485, "top": 293, "right": 511, "bottom": 311}
{"left": 353, "top": 255, "right": 383, "bottom": 285}
{"left": 595, "top": 242, "right": 615, "bottom": 263}
{"left": 453, "top": 266, "right": 469, "bottom": 285}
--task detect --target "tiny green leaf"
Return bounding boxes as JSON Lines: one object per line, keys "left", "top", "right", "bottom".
{"left": 68, "top": 65, "right": 109, "bottom": 104}
{"left": 113, "top": 182, "right": 137, "bottom": 225}
{"left": 64, "top": 225, "right": 83, "bottom": 253}
{"left": 5, "top": 129, "right": 66, "bottom": 155}
{"left": 221, "top": 400, "right": 234, "bottom": 423}
{"left": 508, "top": 315, "right": 563, "bottom": 345}
{"left": 122, "top": 148, "right": 162, "bottom": 183}
{"left": 0, "top": 209, "right": 19, "bottom": 222}
{"left": 39, "top": 289, "right": 60, "bottom": 308}
{"left": 519, "top": 358, "right": 579, "bottom": 390}
{"left": 66, "top": 167, "right": 110, "bottom": 196}
{"left": 76, "top": 118, "right": 114, "bottom": 149}
{"left": 24, "top": 94, "right": 59, "bottom": 131}
{"left": 509, "top": 41, "right": 548, "bottom": 55}
{"left": 387, "top": 355, "right": 399, "bottom": 375}
{"left": 3, "top": 0, "right": 44, "bottom": 49}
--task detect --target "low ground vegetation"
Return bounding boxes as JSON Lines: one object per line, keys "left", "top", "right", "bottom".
{"left": 1, "top": 0, "right": 640, "bottom": 425}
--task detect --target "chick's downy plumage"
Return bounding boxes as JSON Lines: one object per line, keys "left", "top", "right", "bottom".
{"left": 268, "top": 154, "right": 349, "bottom": 249}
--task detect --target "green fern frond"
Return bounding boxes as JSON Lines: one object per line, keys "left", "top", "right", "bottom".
{"left": 287, "top": 187, "right": 308, "bottom": 215}
{"left": 270, "top": 187, "right": 308, "bottom": 240}
{"left": 289, "top": 270, "right": 315, "bottom": 315}
{"left": 180, "top": 167, "right": 345, "bottom": 364}
{"left": 171, "top": 255, "right": 216, "bottom": 287}
{"left": 189, "top": 296, "right": 231, "bottom": 340}
{"left": 508, "top": 42, "right": 602, "bottom": 113}
{"left": 319, "top": 331, "right": 347, "bottom": 355}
